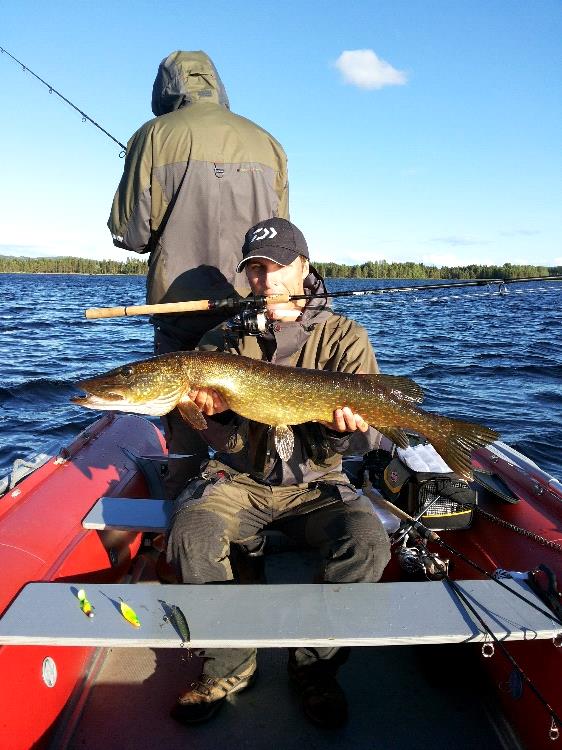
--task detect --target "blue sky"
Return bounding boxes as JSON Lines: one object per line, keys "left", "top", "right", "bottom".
{"left": 1, "top": 0, "right": 561, "bottom": 268}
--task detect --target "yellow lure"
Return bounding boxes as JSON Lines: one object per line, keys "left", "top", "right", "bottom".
{"left": 119, "top": 597, "right": 141, "bottom": 628}
{"left": 77, "top": 588, "right": 94, "bottom": 618}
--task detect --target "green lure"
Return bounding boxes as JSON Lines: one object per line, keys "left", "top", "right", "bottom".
{"left": 119, "top": 597, "right": 141, "bottom": 628}
{"left": 77, "top": 588, "right": 94, "bottom": 618}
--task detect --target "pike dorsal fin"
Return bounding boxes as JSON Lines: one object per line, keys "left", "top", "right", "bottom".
{"left": 177, "top": 397, "right": 208, "bottom": 430}
{"left": 376, "top": 427, "right": 410, "bottom": 449}
{"left": 366, "top": 374, "right": 424, "bottom": 403}
{"left": 274, "top": 425, "right": 294, "bottom": 461}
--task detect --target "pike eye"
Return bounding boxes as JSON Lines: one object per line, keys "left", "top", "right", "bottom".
{"left": 119, "top": 366, "right": 134, "bottom": 378}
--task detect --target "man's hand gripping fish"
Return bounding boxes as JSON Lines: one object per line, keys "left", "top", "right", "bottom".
{"left": 72, "top": 351, "right": 498, "bottom": 481}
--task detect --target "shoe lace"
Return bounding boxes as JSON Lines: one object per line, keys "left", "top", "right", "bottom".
{"left": 189, "top": 677, "right": 216, "bottom": 697}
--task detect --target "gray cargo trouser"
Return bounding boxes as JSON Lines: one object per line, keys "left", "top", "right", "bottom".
{"left": 166, "top": 460, "right": 391, "bottom": 679}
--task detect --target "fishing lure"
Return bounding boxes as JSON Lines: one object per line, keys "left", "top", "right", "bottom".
{"left": 77, "top": 588, "right": 94, "bottom": 618}
{"left": 119, "top": 597, "right": 141, "bottom": 628}
{"left": 169, "top": 604, "right": 191, "bottom": 645}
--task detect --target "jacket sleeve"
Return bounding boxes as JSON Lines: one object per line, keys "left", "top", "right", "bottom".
{"left": 107, "top": 123, "right": 154, "bottom": 253}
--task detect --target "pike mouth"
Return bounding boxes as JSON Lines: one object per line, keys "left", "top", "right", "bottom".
{"left": 71, "top": 391, "right": 125, "bottom": 406}
{"left": 71, "top": 384, "right": 184, "bottom": 417}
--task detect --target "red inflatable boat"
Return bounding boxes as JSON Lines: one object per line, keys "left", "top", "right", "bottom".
{"left": 0, "top": 415, "right": 560, "bottom": 750}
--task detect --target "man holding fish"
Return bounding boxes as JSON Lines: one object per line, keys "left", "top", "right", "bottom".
{"left": 165, "top": 218, "right": 393, "bottom": 728}
{"left": 75, "top": 218, "right": 497, "bottom": 727}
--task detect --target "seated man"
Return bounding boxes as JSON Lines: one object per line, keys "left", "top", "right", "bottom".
{"left": 166, "top": 217, "right": 391, "bottom": 729}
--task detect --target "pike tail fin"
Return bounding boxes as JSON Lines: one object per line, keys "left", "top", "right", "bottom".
{"left": 428, "top": 417, "right": 499, "bottom": 482}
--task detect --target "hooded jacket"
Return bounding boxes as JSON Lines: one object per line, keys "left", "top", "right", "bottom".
{"left": 196, "top": 277, "right": 385, "bottom": 487}
{"left": 108, "top": 51, "right": 289, "bottom": 318}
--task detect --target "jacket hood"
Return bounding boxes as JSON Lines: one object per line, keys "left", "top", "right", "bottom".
{"left": 302, "top": 266, "right": 332, "bottom": 312}
{"left": 151, "top": 50, "right": 230, "bottom": 116}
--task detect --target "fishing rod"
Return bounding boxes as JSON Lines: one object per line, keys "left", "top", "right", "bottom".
{"left": 362, "top": 478, "right": 562, "bottom": 626}
{"left": 84, "top": 275, "right": 562, "bottom": 321}
{"left": 0, "top": 46, "right": 126, "bottom": 154}
{"left": 362, "top": 476, "right": 562, "bottom": 738}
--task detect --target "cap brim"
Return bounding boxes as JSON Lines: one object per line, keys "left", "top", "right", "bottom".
{"left": 236, "top": 250, "right": 300, "bottom": 272}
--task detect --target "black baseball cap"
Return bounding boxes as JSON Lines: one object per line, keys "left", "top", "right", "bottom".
{"left": 236, "top": 218, "right": 309, "bottom": 272}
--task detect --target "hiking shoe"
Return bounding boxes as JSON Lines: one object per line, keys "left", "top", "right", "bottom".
{"left": 171, "top": 667, "right": 257, "bottom": 725}
{"left": 288, "top": 662, "right": 348, "bottom": 729}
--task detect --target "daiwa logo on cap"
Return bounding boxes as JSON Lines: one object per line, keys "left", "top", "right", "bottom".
{"left": 250, "top": 226, "right": 277, "bottom": 243}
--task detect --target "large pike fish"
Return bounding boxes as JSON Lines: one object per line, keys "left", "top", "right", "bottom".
{"left": 72, "top": 351, "right": 498, "bottom": 480}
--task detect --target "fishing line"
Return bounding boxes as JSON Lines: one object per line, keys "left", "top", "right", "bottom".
{"left": 446, "top": 577, "right": 561, "bottom": 739}
{"left": 0, "top": 46, "right": 127, "bottom": 154}
{"left": 364, "top": 475, "right": 562, "bottom": 624}
{"left": 291, "top": 275, "right": 562, "bottom": 304}
{"left": 84, "top": 275, "right": 562, "bottom": 321}
{"left": 405, "top": 523, "right": 562, "bottom": 628}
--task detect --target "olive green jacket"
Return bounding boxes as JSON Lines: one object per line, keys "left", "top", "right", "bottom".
{"left": 197, "top": 300, "right": 384, "bottom": 486}
{"left": 108, "top": 51, "right": 289, "bottom": 311}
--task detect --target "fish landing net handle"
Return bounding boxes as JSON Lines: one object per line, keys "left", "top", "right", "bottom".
{"left": 84, "top": 294, "right": 292, "bottom": 319}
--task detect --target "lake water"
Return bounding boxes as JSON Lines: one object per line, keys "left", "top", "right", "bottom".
{"left": 1, "top": 273, "right": 561, "bottom": 479}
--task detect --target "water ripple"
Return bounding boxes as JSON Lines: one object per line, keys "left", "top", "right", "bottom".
{"left": 1, "top": 274, "right": 561, "bottom": 479}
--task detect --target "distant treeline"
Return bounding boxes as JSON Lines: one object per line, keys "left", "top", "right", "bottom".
{"left": 0, "top": 256, "right": 147, "bottom": 275}
{"left": 313, "top": 260, "right": 561, "bottom": 280}
{"left": 0, "top": 255, "right": 560, "bottom": 280}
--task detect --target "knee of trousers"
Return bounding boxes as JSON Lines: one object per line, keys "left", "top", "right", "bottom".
{"left": 167, "top": 506, "right": 233, "bottom": 583}
{"left": 325, "top": 515, "right": 391, "bottom": 583}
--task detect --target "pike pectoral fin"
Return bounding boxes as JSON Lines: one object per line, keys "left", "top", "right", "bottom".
{"left": 274, "top": 425, "right": 294, "bottom": 461}
{"left": 377, "top": 427, "right": 410, "bottom": 449}
{"left": 177, "top": 397, "right": 208, "bottom": 430}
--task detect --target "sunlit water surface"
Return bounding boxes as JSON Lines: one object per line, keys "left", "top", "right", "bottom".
{"left": 1, "top": 274, "right": 560, "bottom": 479}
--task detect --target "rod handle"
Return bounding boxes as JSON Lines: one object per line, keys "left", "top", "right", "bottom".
{"left": 85, "top": 300, "right": 214, "bottom": 319}
{"left": 84, "top": 294, "right": 293, "bottom": 320}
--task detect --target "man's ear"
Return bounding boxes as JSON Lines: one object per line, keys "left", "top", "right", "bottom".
{"left": 302, "top": 260, "right": 310, "bottom": 279}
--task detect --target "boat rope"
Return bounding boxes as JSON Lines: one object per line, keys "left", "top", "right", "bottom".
{"left": 0, "top": 46, "right": 127, "bottom": 155}
{"left": 475, "top": 506, "right": 562, "bottom": 555}
{"left": 446, "top": 577, "right": 561, "bottom": 741}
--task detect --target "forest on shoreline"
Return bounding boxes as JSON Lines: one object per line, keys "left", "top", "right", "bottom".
{"left": 0, "top": 254, "right": 560, "bottom": 280}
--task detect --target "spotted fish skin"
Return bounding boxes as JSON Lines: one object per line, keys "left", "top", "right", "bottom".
{"left": 72, "top": 351, "right": 499, "bottom": 481}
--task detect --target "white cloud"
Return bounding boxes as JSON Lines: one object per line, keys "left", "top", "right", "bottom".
{"left": 334, "top": 49, "right": 407, "bottom": 90}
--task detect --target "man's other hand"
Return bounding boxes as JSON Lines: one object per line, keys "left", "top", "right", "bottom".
{"left": 319, "top": 407, "right": 369, "bottom": 433}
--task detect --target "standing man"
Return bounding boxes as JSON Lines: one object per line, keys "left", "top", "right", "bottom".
{"left": 166, "top": 218, "right": 392, "bottom": 729}
{"left": 108, "top": 51, "right": 289, "bottom": 496}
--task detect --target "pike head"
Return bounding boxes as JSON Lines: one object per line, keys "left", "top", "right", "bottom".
{"left": 71, "top": 357, "right": 185, "bottom": 417}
